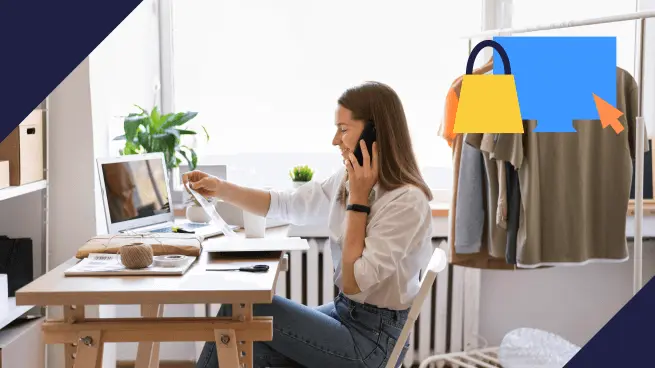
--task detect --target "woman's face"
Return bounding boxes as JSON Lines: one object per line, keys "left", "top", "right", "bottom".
{"left": 333, "top": 105, "right": 365, "bottom": 161}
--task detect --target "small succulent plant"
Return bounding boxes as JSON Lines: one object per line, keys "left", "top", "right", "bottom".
{"left": 289, "top": 165, "right": 314, "bottom": 182}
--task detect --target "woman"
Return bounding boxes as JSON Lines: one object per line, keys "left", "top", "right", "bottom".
{"left": 184, "top": 81, "right": 434, "bottom": 368}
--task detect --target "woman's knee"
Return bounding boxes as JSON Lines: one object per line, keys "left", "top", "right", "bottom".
{"left": 216, "top": 304, "right": 233, "bottom": 317}
{"left": 195, "top": 341, "right": 218, "bottom": 368}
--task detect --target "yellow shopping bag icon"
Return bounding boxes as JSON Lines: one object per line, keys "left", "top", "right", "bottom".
{"left": 454, "top": 40, "right": 524, "bottom": 133}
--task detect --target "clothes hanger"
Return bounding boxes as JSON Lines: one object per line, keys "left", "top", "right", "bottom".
{"left": 452, "top": 55, "right": 494, "bottom": 95}
{"left": 476, "top": 56, "right": 494, "bottom": 74}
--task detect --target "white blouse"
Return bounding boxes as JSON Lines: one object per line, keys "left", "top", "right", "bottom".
{"left": 267, "top": 168, "right": 433, "bottom": 310}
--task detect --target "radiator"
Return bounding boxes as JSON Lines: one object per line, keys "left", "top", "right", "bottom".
{"left": 275, "top": 238, "right": 482, "bottom": 368}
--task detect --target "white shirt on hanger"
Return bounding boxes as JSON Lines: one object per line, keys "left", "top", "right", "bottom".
{"left": 267, "top": 167, "right": 433, "bottom": 310}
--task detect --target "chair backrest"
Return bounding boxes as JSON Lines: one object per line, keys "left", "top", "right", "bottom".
{"left": 385, "top": 246, "right": 447, "bottom": 368}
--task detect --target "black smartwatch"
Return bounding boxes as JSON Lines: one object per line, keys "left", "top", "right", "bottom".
{"left": 346, "top": 204, "right": 371, "bottom": 214}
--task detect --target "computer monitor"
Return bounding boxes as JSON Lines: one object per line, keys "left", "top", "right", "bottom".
{"left": 97, "top": 152, "right": 174, "bottom": 234}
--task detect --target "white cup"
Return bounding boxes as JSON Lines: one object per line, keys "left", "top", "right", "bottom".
{"left": 243, "top": 211, "right": 266, "bottom": 238}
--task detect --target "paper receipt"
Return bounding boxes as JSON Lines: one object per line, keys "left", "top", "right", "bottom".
{"left": 185, "top": 182, "right": 238, "bottom": 237}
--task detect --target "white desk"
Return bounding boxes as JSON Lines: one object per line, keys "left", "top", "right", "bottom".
{"left": 16, "top": 227, "right": 295, "bottom": 368}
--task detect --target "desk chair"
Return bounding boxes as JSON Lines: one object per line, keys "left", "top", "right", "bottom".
{"left": 265, "top": 248, "right": 446, "bottom": 368}
{"left": 386, "top": 247, "right": 447, "bottom": 368}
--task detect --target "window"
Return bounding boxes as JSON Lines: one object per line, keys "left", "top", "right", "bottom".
{"left": 509, "top": 0, "right": 638, "bottom": 75}
{"left": 164, "top": 0, "right": 483, "bottom": 189}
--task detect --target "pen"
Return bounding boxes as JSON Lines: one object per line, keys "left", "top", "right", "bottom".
{"left": 172, "top": 227, "right": 195, "bottom": 234}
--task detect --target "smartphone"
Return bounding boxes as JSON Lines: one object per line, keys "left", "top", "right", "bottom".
{"left": 353, "top": 120, "right": 377, "bottom": 166}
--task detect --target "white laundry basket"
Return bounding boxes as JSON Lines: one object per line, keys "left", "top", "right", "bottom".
{"left": 498, "top": 328, "right": 580, "bottom": 368}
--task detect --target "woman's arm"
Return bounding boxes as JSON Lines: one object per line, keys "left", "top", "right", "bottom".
{"left": 341, "top": 203, "right": 368, "bottom": 295}
{"left": 267, "top": 171, "right": 342, "bottom": 225}
{"left": 216, "top": 181, "right": 272, "bottom": 217}
{"left": 341, "top": 141, "right": 378, "bottom": 295}
{"left": 186, "top": 169, "right": 343, "bottom": 224}
{"left": 342, "top": 187, "right": 431, "bottom": 296}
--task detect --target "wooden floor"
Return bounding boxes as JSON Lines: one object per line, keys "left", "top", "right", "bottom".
{"left": 117, "top": 361, "right": 195, "bottom": 368}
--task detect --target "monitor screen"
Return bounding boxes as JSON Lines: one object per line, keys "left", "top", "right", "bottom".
{"left": 101, "top": 157, "right": 171, "bottom": 224}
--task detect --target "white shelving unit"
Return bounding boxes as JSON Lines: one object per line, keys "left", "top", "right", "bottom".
{"left": 0, "top": 298, "right": 35, "bottom": 331}
{"left": 0, "top": 97, "right": 49, "bottom": 367}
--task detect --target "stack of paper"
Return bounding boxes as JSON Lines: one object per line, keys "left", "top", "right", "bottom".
{"left": 64, "top": 253, "right": 196, "bottom": 276}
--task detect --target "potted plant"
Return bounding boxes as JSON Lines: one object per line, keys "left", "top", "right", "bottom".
{"left": 289, "top": 165, "right": 314, "bottom": 189}
{"left": 183, "top": 191, "right": 212, "bottom": 223}
{"left": 114, "top": 105, "right": 209, "bottom": 172}
{"left": 114, "top": 105, "right": 210, "bottom": 222}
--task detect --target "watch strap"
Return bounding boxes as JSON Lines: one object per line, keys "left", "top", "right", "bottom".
{"left": 346, "top": 204, "right": 371, "bottom": 214}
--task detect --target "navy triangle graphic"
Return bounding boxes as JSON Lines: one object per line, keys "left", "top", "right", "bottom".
{"left": 565, "top": 275, "right": 655, "bottom": 366}
{"left": 0, "top": 0, "right": 143, "bottom": 143}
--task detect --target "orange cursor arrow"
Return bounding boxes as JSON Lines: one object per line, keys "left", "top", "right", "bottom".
{"left": 592, "top": 93, "right": 624, "bottom": 134}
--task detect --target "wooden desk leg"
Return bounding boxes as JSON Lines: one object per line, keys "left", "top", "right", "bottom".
{"left": 75, "top": 330, "right": 103, "bottom": 368}
{"left": 214, "top": 329, "right": 240, "bottom": 368}
{"left": 96, "top": 342, "right": 105, "bottom": 368}
{"left": 135, "top": 304, "right": 164, "bottom": 368}
{"left": 64, "top": 305, "right": 85, "bottom": 368}
{"left": 235, "top": 303, "right": 253, "bottom": 368}
{"left": 215, "top": 303, "right": 255, "bottom": 368}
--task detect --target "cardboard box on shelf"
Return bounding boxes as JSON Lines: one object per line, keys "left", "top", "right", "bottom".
{"left": 0, "top": 161, "right": 9, "bottom": 189}
{"left": 0, "top": 110, "right": 44, "bottom": 186}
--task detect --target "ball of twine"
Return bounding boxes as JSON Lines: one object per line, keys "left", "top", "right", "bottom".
{"left": 119, "top": 243, "right": 153, "bottom": 269}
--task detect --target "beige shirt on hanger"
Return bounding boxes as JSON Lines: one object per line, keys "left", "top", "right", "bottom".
{"left": 472, "top": 67, "right": 649, "bottom": 268}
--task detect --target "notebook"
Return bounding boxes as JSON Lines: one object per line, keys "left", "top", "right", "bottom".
{"left": 202, "top": 237, "right": 309, "bottom": 253}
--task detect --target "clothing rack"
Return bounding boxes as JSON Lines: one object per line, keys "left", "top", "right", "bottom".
{"left": 420, "top": 9, "right": 653, "bottom": 368}
{"left": 467, "top": 10, "right": 651, "bottom": 297}
{"left": 463, "top": 9, "right": 655, "bottom": 38}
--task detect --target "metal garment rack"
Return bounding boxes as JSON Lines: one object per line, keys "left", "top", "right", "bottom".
{"left": 420, "top": 8, "right": 654, "bottom": 368}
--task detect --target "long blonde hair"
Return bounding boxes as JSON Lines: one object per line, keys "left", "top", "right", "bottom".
{"left": 336, "top": 81, "right": 432, "bottom": 203}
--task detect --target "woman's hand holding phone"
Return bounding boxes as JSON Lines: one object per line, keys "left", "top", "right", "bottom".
{"left": 346, "top": 140, "right": 379, "bottom": 205}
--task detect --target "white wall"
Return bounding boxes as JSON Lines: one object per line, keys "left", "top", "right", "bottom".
{"left": 46, "top": 57, "right": 99, "bottom": 368}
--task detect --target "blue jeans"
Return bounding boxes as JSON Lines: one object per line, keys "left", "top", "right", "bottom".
{"left": 196, "top": 293, "right": 410, "bottom": 368}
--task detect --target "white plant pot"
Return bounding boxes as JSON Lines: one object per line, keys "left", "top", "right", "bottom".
{"left": 292, "top": 181, "right": 308, "bottom": 189}
{"left": 186, "top": 204, "right": 210, "bottom": 223}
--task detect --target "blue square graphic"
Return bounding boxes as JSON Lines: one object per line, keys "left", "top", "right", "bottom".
{"left": 492, "top": 36, "right": 617, "bottom": 133}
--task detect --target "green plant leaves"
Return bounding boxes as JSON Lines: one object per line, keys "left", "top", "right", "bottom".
{"left": 120, "top": 140, "right": 141, "bottom": 155}
{"left": 150, "top": 106, "right": 162, "bottom": 127}
{"left": 116, "top": 105, "right": 203, "bottom": 171}
{"left": 201, "top": 126, "right": 210, "bottom": 141}
{"left": 289, "top": 165, "right": 314, "bottom": 182}
{"left": 124, "top": 114, "right": 148, "bottom": 142}
{"left": 178, "top": 145, "right": 198, "bottom": 171}
{"left": 175, "top": 129, "right": 197, "bottom": 135}
{"left": 162, "top": 111, "right": 198, "bottom": 129}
